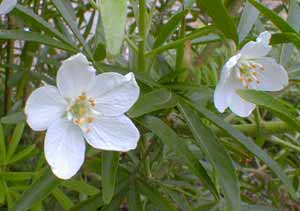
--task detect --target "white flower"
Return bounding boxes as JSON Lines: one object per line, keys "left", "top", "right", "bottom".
{"left": 214, "top": 31, "right": 288, "bottom": 117}
{"left": 25, "top": 53, "right": 140, "bottom": 179}
{"left": 0, "top": 0, "right": 17, "bottom": 15}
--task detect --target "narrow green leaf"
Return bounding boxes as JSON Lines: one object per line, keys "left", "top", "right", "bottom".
{"left": 0, "top": 30, "right": 77, "bottom": 53}
{"left": 52, "top": 188, "right": 74, "bottom": 209}
{"left": 127, "top": 182, "right": 143, "bottom": 211}
{"left": 238, "top": 90, "right": 300, "bottom": 133}
{"left": 182, "top": 98, "right": 296, "bottom": 197}
{"left": 11, "top": 170, "right": 61, "bottom": 211}
{"left": 99, "top": 0, "right": 127, "bottom": 56}
{"left": 1, "top": 111, "right": 25, "bottom": 124}
{"left": 6, "top": 145, "right": 37, "bottom": 164}
{"left": 139, "top": 116, "right": 219, "bottom": 198}
{"left": 68, "top": 193, "right": 103, "bottom": 211}
{"left": 153, "top": 10, "right": 187, "bottom": 48}
{"left": 137, "top": 179, "right": 177, "bottom": 211}
{"left": 7, "top": 123, "right": 25, "bottom": 160}
{"left": 0, "top": 171, "right": 36, "bottom": 181}
{"left": 242, "top": 204, "right": 281, "bottom": 211}
{"left": 196, "top": 0, "right": 238, "bottom": 42}
{"left": 178, "top": 100, "right": 240, "bottom": 211}
{"left": 12, "top": 4, "right": 75, "bottom": 47}
{"left": 102, "top": 151, "right": 120, "bottom": 204}
{"left": 128, "top": 88, "right": 177, "bottom": 118}
{"left": 0, "top": 124, "right": 6, "bottom": 164}
{"left": 62, "top": 180, "right": 99, "bottom": 196}
{"left": 146, "top": 27, "right": 212, "bottom": 57}
{"left": 248, "top": 0, "right": 296, "bottom": 33}
{"left": 52, "top": 0, "right": 93, "bottom": 58}
{"left": 237, "top": 0, "right": 259, "bottom": 43}
{"left": 271, "top": 32, "right": 300, "bottom": 46}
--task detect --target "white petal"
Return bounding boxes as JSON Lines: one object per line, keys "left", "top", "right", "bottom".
{"left": 214, "top": 81, "right": 233, "bottom": 113}
{"left": 251, "top": 57, "right": 289, "bottom": 91}
{"left": 83, "top": 115, "right": 140, "bottom": 152}
{"left": 240, "top": 31, "right": 272, "bottom": 59}
{"left": 214, "top": 56, "right": 240, "bottom": 112}
{"left": 45, "top": 119, "right": 85, "bottom": 180}
{"left": 0, "top": 0, "right": 17, "bottom": 15}
{"left": 229, "top": 90, "right": 256, "bottom": 117}
{"left": 57, "top": 53, "right": 96, "bottom": 99}
{"left": 25, "top": 86, "right": 67, "bottom": 131}
{"left": 87, "top": 72, "right": 140, "bottom": 116}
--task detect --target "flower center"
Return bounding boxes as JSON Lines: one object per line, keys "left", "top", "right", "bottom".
{"left": 235, "top": 60, "right": 265, "bottom": 88}
{"left": 67, "top": 93, "right": 100, "bottom": 133}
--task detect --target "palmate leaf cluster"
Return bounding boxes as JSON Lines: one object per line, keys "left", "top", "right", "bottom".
{"left": 0, "top": 0, "right": 300, "bottom": 210}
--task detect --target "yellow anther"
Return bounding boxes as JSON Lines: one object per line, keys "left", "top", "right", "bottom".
{"left": 89, "top": 98, "right": 96, "bottom": 107}
{"left": 78, "top": 95, "right": 87, "bottom": 101}
{"left": 87, "top": 117, "right": 94, "bottom": 123}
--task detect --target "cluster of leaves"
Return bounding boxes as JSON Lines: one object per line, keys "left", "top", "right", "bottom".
{"left": 1, "top": 0, "right": 300, "bottom": 210}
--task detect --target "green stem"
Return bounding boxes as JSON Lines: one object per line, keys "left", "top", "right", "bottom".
{"left": 269, "top": 136, "right": 300, "bottom": 153}
{"left": 216, "top": 120, "right": 293, "bottom": 137}
{"left": 138, "top": 0, "right": 146, "bottom": 72}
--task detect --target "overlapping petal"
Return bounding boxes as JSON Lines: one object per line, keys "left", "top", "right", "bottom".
{"left": 57, "top": 53, "right": 96, "bottom": 99}
{"left": 83, "top": 115, "right": 140, "bottom": 152}
{"left": 251, "top": 57, "right": 289, "bottom": 91}
{"left": 87, "top": 72, "right": 140, "bottom": 116}
{"left": 25, "top": 85, "right": 67, "bottom": 131}
{"left": 0, "top": 0, "right": 17, "bottom": 15}
{"left": 240, "top": 31, "right": 272, "bottom": 59}
{"left": 45, "top": 119, "right": 85, "bottom": 179}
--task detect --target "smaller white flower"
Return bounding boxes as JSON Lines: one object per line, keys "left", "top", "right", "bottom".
{"left": 25, "top": 53, "right": 140, "bottom": 179}
{"left": 0, "top": 0, "right": 17, "bottom": 15}
{"left": 214, "top": 31, "right": 288, "bottom": 117}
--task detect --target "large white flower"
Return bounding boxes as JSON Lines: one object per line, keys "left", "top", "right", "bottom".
{"left": 214, "top": 31, "right": 288, "bottom": 117}
{"left": 25, "top": 53, "right": 140, "bottom": 179}
{"left": 0, "top": 0, "right": 17, "bottom": 15}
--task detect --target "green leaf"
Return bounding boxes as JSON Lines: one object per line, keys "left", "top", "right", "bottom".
{"left": 0, "top": 124, "right": 6, "bottom": 164}
{"left": 242, "top": 204, "right": 282, "bottom": 211}
{"left": 139, "top": 116, "right": 219, "bottom": 198}
{"left": 128, "top": 88, "right": 177, "bottom": 118}
{"left": 52, "top": 0, "right": 93, "bottom": 58}
{"left": 7, "top": 123, "right": 25, "bottom": 161}
{"left": 102, "top": 151, "right": 120, "bottom": 204}
{"left": 237, "top": 0, "right": 259, "bottom": 43}
{"left": 237, "top": 90, "right": 300, "bottom": 133}
{"left": 146, "top": 27, "right": 212, "bottom": 57}
{"left": 153, "top": 10, "right": 187, "bottom": 48}
{"left": 12, "top": 4, "right": 75, "bottom": 47}
{"left": 127, "top": 182, "right": 143, "bottom": 211}
{"left": 11, "top": 170, "right": 61, "bottom": 211}
{"left": 182, "top": 98, "right": 296, "bottom": 197}
{"left": 280, "top": 0, "right": 300, "bottom": 65}
{"left": 248, "top": 0, "right": 296, "bottom": 33}
{"left": 178, "top": 100, "right": 240, "bottom": 211}
{"left": 1, "top": 111, "right": 25, "bottom": 124}
{"left": 63, "top": 180, "right": 99, "bottom": 196}
{"left": 0, "top": 171, "right": 36, "bottom": 181}
{"left": 196, "top": 0, "right": 238, "bottom": 42}
{"left": 137, "top": 179, "right": 177, "bottom": 211}
{"left": 0, "top": 30, "right": 77, "bottom": 53}
{"left": 271, "top": 32, "right": 300, "bottom": 46}
{"left": 68, "top": 193, "right": 104, "bottom": 211}
{"left": 52, "top": 188, "right": 74, "bottom": 209}
{"left": 6, "top": 145, "right": 37, "bottom": 164}
{"left": 99, "top": 0, "right": 127, "bottom": 56}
